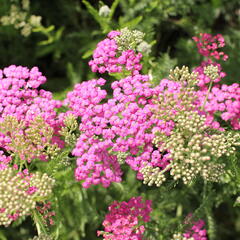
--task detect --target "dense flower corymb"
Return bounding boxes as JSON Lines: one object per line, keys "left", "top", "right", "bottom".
{"left": 192, "top": 33, "right": 228, "bottom": 61}
{"left": 0, "top": 65, "right": 63, "bottom": 150}
{"left": 98, "top": 196, "right": 152, "bottom": 240}
{"left": 172, "top": 218, "right": 207, "bottom": 240}
{"left": 0, "top": 166, "right": 54, "bottom": 226}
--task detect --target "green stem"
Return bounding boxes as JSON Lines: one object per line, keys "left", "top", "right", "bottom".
{"left": 201, "top": 80, "right": 213, "bottom": 111}
{"left": 33, "top": 209, "right": 48, "bottom": 236}
{"left": 203, "top": 181, "right": 216, "bottom": 240}
{"left": 33, "top": 210, "right": 42, "bottom": 236}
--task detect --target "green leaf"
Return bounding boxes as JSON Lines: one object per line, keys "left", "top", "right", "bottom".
{"left": 0, "top": 231, "right": 7, "bottom": 240}
{"left": 32, "top": 25, "right": 55, "bottom": 34}
{"left": 82, "top": 0, "right": 110, "bottom": 32}
{"left": 109, "top": 0, "right": 120, "bottom": 19}
{"left": 119, "top": 16, "right": 143, "bottom": 28}
{"left": 82, "top": 49, "right": 94, "bottom": 59}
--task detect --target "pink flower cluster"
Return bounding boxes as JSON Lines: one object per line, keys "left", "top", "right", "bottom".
{"left": 183, "top": 219, "right": 207, "bottom": 240}
{"left": 0, "top": 65, "right": 61, "bottom": 125}
{"left": 97, "top": 196, "right": 152, "bottom": 240}
{"left": 89, "top": 31, "right": 142, "bottom": 75}
{"left": 0, "top": 65, "right": 63, "bottom": 150}
{"left": 65, "top": 78, "right": 122, "bottom": 188}
{"left": 66, "top": 75, "right": 173, "bottom": 188}
{"left": 0, "top": 151, "right": 11, "bottom": 170}
{"left": 198, "top": 83, "right": 240, "bottom": 130}
{"left": 192, "top": 33, "right": 239, "bottom": 130}
{"left": 36, "top": 201, "right": 55, "bottom": 226}
{"left": 67, "top": 31, "right": 239, "bottom": 188}
{"left": 192, "top": 33, "right": 228, "bottom": 61}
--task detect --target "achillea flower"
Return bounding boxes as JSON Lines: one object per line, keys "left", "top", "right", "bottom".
{"left": 0, "top": 65, "right": 63, "bottom": 150}
{"left": 67, "top": 75, "right": 173, "bottom": 188}
{"left": 0, "top": 166, "right": 54, "bottom": 226}
{"left": 88, "top": 29, "right": 144, "bottom": 75}
{"left": 0, "top": 151, "right": 11, "bottom": 170}
{"left": 194, "top": 60, "right": 226, "bottom": 88}
{"left": 183, "top": 219, "right": 207, "bottom": 240}
{"left": 197, "top": 83, "right": 240, "bottom": 130}
{"left": 98, "top": 196, "right": 152, "bottom": 240}
{"left": 0, "top": 115, "right": 60, "bottom": 163}
{"left": 192, "top": 33, "right": 228, "bottom": 61}
{"left": 172, "top": 217, "right": 207, "bottom": 240}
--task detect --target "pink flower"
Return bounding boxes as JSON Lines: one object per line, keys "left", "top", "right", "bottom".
{"left": 98, "top": 196, "right": 152, "bottom": 240}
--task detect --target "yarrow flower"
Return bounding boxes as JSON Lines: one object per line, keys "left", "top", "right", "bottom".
{"left": 0, "top": 151, "right": 11, "bottom": 170}
{"left": 194, "top": 60, "right": 226, "bottom": 88}
{"left": 192, "top": 33, "right": 228, "bottom": 61}
{"left": 0, "top": 166, "right": 54, "bottom": 226}
{"left": 88, "top": 28, "right": 144, "bottom": 75}
{"left": 0, "top": 115, "right": 60, "bottom": 163}
{"left": 197, "top": 83, "right": 240, "bottom": 130}
{"left": 97, "top": 196, "right": 152, "bottom": 240}
{"left": 67, "top": 31, "right": 239, "bottom": 188}
{"left": 0, "top": 65, "right": 63, "bottom": 150}
{"left": 172, "top": 220, "right": 207, "bottom": 240}
{"left": 182, "top": 219, "right": 207, "bottom": 240}
{"left": 172, "top": 214, "right": 207, "bottom": 240}
{"left": 66, "top": 75, "right": 173, "bottom": 188}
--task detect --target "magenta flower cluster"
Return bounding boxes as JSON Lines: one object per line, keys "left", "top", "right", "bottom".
{"left": 183, "top": 219, "right": 207, "bottom": 240}
{"left": 0, "top": 65, "right": 63, "bottom": 151}
{"left": 191, "top": 33, "right": 239, "bottom": 130}
{"left": 198, "top": 83, "right": 240, "bottom": 130}
{"left": 0, "top": 151, "right": 11, "bottom": 170}
{"left": 97, "top": 196, "right": 152, "bottom": 240}
{"left": 192, "top": 33, "right": 228, "bottom": 61}
{"left": 63, "top": 31, "right": 240, "bottom": 188}
{"left": 89, "top": 31, "right": 142, "bottom": 75}
{"left": 66, "top": 74, "right": 174, "bottom": 188}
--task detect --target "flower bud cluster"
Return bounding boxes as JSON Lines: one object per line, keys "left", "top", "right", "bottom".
{"left": 137, "top": 41, "right": 152, "bottom": 55}
{"left": 89, "top": 29, "right": 144, "bottom": 75}
{"left": 194, "top": 60, "right": 226, "bottom": 88}
{"left": 0, "top": 116, "right": 60, "bottom": 163}
{"left": 169, "top": 66, "right": 198, "bottom": 86}
{"left": 152, "top": 111, "right": 239, "bottom": 185}
{"left": 0, "top": 167, "right": 54, "bottom": 226}
{"left": 31, "top": 234, "right": 53, "bottom": 240}
{"left": 192, "top": 33, "right": 228, "bottom": 61}
{"left": 114, "top": 27, "right": 145, "bottom": 51}
{"left": 0, "top": 0, "right": 42, "bottom": 37}
{"left": 155, "top": 61, "right": 238, "bottom": 130}
{"left": 140, "top": 164, "right": 166, "bottom": 187}
{"left": 97, "top": 196, "right": 152, "bottom": 240}
{"left": 109, "top": 149, "right": 129, "bottom": 165}
{"left": 203, "top": 65, "right": 219, "bottom": 81}
{"left": 59, "top": 114, "right": 79, "bottom": 146}
{"left": 153, "top": 76, "right": 198, "bottom": 122}
{"left": 99, "top": 5, "right": 110, "bottom": 17}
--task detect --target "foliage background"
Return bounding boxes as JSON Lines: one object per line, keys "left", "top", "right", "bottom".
{"left": 0, "top": 0, "right": 240, "bottom": 239}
